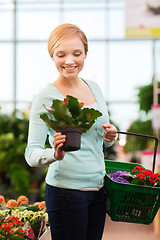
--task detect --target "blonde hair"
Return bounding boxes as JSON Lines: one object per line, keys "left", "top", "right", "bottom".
{"left": 48, "top": 23, "right": 88, "bottom": 57}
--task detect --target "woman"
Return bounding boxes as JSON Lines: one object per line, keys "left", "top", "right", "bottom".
{"left": 25, "top": 23, "right": 117, "bottom": 240}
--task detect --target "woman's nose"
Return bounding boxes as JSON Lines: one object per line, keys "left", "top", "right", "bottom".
{"left": 65, "top": 56, "right": 74, "bottom": 65}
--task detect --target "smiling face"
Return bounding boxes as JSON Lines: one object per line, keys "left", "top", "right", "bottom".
{"left": 52, "top": 36, "right": 87, "bottom": 81}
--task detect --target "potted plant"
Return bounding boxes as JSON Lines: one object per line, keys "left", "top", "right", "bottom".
{"left": 40, "top": 95, "right": 102, "bottom": 151}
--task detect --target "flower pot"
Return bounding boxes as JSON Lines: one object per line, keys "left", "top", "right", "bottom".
{"left": 59, "top": 127, "right": 82, "bottom": 152}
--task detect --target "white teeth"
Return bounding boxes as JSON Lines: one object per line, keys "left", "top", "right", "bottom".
{"left": 64, "top": 67, "right": 76, "bottom": 70}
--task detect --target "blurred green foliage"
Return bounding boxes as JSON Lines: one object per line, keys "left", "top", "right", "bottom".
{"left": 124, "top": 119, "right": 154, "bottom": 153}
{"left": 0, "top": 111, "right": 45, "bottom": 199}
{"left": 124, "top": 81, "right": 160, "bottom": 153}
{"left": 137, "top": 81, "right": 160, "bottom": 113}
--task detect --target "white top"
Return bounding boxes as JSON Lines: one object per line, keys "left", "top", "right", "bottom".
{"left": 85, "top": 102, "right": 97, "bottom": 110}
{"left": 81, "top": 101, "right": 101, "bottom": 191}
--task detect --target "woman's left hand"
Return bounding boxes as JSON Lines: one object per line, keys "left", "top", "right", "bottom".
{"left": 102, "top": 123, "right": 117, "bottom": 142}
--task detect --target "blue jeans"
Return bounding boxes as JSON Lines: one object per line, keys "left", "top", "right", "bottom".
{"left": 45, "top": 183, "right": 106, "bottom": 240}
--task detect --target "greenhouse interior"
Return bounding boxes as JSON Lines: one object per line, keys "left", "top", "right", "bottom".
{"left": 0, "top": 0, "right": 160, "bottom": 239}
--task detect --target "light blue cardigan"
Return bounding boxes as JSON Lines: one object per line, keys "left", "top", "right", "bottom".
{"left": 25, "top": 79, "right": 115, "bottom": 189}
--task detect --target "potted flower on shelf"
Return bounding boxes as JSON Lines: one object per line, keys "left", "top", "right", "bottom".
{"left": 0, "top": 195, "right": 48, "bottom": 240}
{"left": 40, "top": 95, "right": 102, "bottom": 151}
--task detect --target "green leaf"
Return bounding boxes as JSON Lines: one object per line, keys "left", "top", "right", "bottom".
{"left": 43, "top": 104, "right": 53, "bottom": 114}
{"left": 10, "top": 236, "right": 25, "bottom": 240}
{"left": 49, "top": 120, "right": 67, "bottom": 130}
{"left": 82, "top": 108, "right": 102, "bottom": 123}
{"left": 26, "top": 205, "right": 39, "bottom": 212}
{"left": 52, "top": 100, "right": 73, "bottom": 125}
{"left": 66, "top": 95, "right": 82, "bottom": 119}
{"left": 40, "top": 114, "right": 52, "bottom": 129}
{"left": 131, "top": 177, "right": 145, "bottom": 185}
{"left": 40, "top": 114, "right": 67, "bottom": 131}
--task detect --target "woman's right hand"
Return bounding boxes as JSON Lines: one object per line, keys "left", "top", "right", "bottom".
{"left": 53, "top": 132, "right": 66, "bottom": 160}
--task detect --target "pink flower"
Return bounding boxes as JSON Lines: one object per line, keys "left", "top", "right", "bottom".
{"left": 0, "top": 195, "right": 6, "bottom": 205}
{"left": 6, "top": 199, "right": 18, "bottom": 208}
{"left": 17, "top": 195, "right": 29, "bottom": 205}
{"left": 38, "top": 201, "right": 46, "bottom": 210}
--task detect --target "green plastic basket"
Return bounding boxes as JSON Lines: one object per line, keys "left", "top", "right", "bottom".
{"left": 104, "top": 131, "right": 160, "bottom": 225}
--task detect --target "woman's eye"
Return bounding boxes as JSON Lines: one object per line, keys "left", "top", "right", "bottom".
{"left": 74, "top": 53, "right": 81, "bottom": 57}
{"left": 57, "top": 55, "right": 65, "bottom": 58}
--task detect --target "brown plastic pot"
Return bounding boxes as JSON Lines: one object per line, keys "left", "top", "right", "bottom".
{"left": 59, "top": 127, "right": 82, "bottom": 152}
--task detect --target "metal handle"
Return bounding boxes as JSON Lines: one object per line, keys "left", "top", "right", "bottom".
{"left": 117, "top": 131, "right": 159, "bottom": 173}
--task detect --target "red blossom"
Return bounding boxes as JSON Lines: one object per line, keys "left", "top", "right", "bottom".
{"left": 132, "top": 166, "right": 144, "bottom": 173}
{"left": 18, "top": 228, "right": 24, "bottom": 233}
{"left": 62, "top": 99, "right": 68, "bottom": 104}
{"left": 137, "top": 173, "right": 145, "bottom": 180}
{"left": 79, "top": 102, "right": 84, "bottom": 106}
{"left": 0, "top": 213, "right": 25, "bottom": 238}
{"left": 88, "top": 112, "right": 91, "bottom": 118}
{"left": 149, "top": 173, "right": 159, "bottom": 184}
{"left": 132, "top": 165, "right": 160, "bottom": 186}
{"left": 141, "top": 170, "right": 153, "bottom": 176}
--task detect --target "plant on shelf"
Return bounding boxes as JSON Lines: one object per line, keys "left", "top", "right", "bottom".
{"left": 0, "top": 195, "right": 48, "bottom": 240}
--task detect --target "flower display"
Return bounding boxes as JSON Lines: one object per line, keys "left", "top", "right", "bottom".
{"left": 108, "top": 165, "right": 160, "bottom": 187}
{"left": 108, "top": 171, "right": 131, "bottom": 184}
{"left": 40, "top": 95, "right": 102, "bottom": 132}
{"left": 131, "top": 165, "right": 160, "bottom": 186}
{"left": 0, "top": 195, "right": 48, "bottom": 240}
{"left": 0, "top": 215, "right": 25, "bottom": 239}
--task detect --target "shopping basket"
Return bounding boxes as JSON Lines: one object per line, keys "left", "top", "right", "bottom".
{"left": 104, "top": 131, "right": 160, "bottom": 225}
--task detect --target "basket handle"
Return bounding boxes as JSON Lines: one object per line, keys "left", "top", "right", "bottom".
{"left": 117, "top": 131, "right": 159, "bottom": 173}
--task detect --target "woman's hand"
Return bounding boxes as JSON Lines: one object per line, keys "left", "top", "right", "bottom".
{"left": 102, "top": 123, "right": 117, "bottom": 142}
{"left": 53, "top": 132, "right": 66, "bottom": 160}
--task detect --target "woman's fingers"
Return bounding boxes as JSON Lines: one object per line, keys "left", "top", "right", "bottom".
{"left": 53, "top": 133, "right": 66, "bottom": 149}
{"left": 102, "top": 123, "right": 117, "bottom": 142}
{"left": 53, "top": 132, "right": 66, "bottom": 159}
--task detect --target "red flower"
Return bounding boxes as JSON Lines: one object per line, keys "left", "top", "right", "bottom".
{"left": 141, "top": 170, "right": 153, "bottom": 176}
{"left": 88, "top": 112, "right": 91, "bottom": 118}
{"left": 148, "top": 173, "right": 159, "bottom": 184}
{"left": 132, "top": 166, "right": 144, "bottom": 173}
{"left": 18, "top": 228, "right": 24, "bottom": 233}
{"left": 62, "top": 99, "right": 68, "bottom": 104}
{"left": 79, "top": 102, "right": 84, "bottom": 106}
{"left": 137, "top": 173, "right": 145, "bottom": 179}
